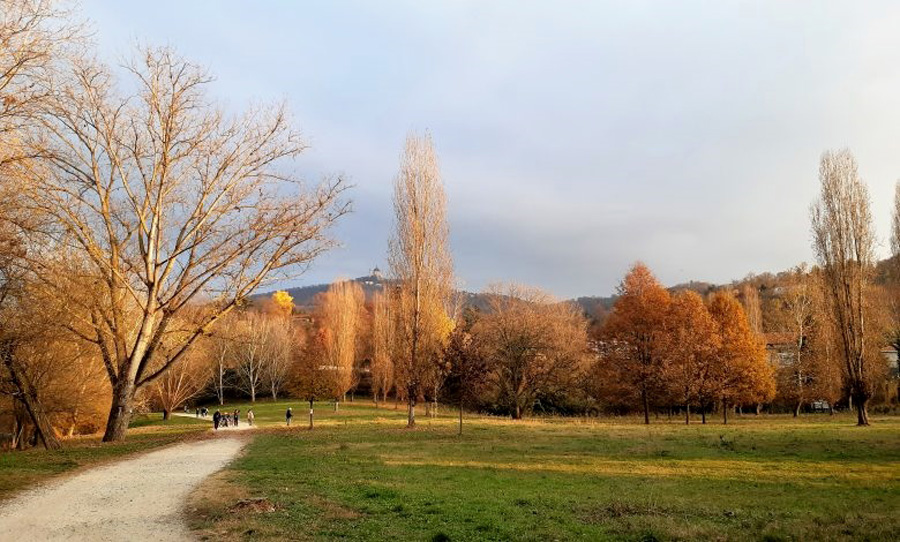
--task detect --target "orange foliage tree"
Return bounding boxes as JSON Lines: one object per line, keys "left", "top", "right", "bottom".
{"left": 315, "top": 280, "right": 365, "bottom": 409}
{"left": 600, "top": 262, "right": 671, "bottom": 423}
{"left": 707, "top": 291, "right": 774, "bottom": 423}
{"left": 663, "top": 291, "right": 720, "bottom": 424}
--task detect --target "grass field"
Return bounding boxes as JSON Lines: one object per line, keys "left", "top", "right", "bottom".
{"left": 0, "top": 414, "right": 208, "bottom": 501}
{"left": 188, "top": 400, "right": 900, "bottom": 541}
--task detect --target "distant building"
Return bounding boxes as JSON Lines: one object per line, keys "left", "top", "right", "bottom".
{"left": 764, "top": 332, "right": 797, "bottom": 368}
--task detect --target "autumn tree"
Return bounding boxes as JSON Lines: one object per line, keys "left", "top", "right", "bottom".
{"left": 442, "top": 309, "right": 489, "bottom": 434}
{"left": 475, "top": 284, "right": 588, "bottom": 419}
{"left": 370, "top": 290, "right": 396, "bottom": 405}
{"left": 766, "top": 266, "right": 839, "bottom": 415}
{"left": 664, "top": 291, "right": 720, "bottom": 424}
{"left": 740, "top": 284, "right": 764, "bottom": 335}
{"left": 263, "top": 291, "right": 297, "bottom": 401}
{"left": 707, "top": 291, "right": 774, "bottom": 423}
{"left": 0, "top": 0, "right": 85, "bottom": 450}
{"left": 315, "top": 280, "right": 364, "bottom": 410}
{"left": 13, "top": 47, "right": 347, "bottom": 441}
{"left": 810, "top": 149, "right": 880, "bottom": 425}
{"left": 0, "top": 268, "right": 113, "bottom": 448}
{"left": 388, "top": 132, "right": 454, "bottom": 428}
{"left": 266, "top": 290, "right": 295, "bottom": 319}
{"left": 290, "top": 326, "right": 335, "bottom": 429}
{"left": 601, "top": 262, "right": 671, "bottom": 424}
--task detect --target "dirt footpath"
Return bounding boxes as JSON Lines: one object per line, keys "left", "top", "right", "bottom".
{"left": 0, "top": 437, "right": 246, "bottom": 541}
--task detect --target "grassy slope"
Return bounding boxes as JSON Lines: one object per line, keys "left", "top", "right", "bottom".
{"left": 189, "top": 400, "right": 900, "bottom": 541}
{"left": 0, "top": 414, "right": 208, "bottom": 501}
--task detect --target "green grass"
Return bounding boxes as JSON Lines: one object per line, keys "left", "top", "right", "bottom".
{"left": 188, "top": 401, "right": 900, "bottom": 541}
{"left": 0, "top": 413, "right": 208, "bottom": 500}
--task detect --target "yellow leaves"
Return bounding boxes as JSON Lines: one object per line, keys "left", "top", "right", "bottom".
{"left": 270, "top": 290, "right": 294, "bottom": 317}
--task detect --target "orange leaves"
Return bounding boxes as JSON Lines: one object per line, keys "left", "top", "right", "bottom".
{"left": 599, "top": 263, "right": 777, "bottom": 420}
{"left": 708, "top": 291, "right": 774, "bottom": 406}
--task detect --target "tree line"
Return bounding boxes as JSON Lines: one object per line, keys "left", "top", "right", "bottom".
{"left": 1, "top": 1, "right": 898, "bottom": 449}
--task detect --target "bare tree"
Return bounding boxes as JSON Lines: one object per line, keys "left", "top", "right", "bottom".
{"left": 149, "top": 335, "right": 209, "bottom": 419}
{"left": 208, "top": 327, "right": 233, "bottom": 406}
{"left": 14, "top": 47, "right": 347, "bottom": 440}
{"left": 388, "top": 132, "right": 454, "bottom": 428}
{"left": 476, "top": 284, "right": 589, "bottom": 420}
{"left": 810, "top": 149, "right": 878, "bottom": 426}
{"left": 265, "top": 316, "right": 295, "bottom": 401}
{"left": 234, "top": 312, "right": 271, "bottom": 403}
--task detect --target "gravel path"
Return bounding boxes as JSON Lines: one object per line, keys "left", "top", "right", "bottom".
{"left": 0, "top": 436, "right": 246, "bottom": 541}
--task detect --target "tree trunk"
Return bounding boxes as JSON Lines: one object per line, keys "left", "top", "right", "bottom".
{"left": 309, "top": 398, "right": 314, "bottom": 429}
{"left": 407, "top": 396, "right": 416, "bottom": 428}
{"left": 162, "top": 409, "right": 169, "bottom": 421}
{"left": 685, "top": 403, "right": 690, "bottom": 425}
{"left": 794, "top": 401, "right": 802, "bottom": 417}
{"left": 701, "top": 407, "right": 706, "bottom": 425}
{"left": 334, "top": 400, "right": 339, "bottom": 412}
{"left": 1, "top": 346, "right": 61, "bottom": 450}
{"left": 641, "top": 389, "right": 650, "bottom": 425}
{"left": 103, "top": 379, "right": 136, "bottom": 442}
{"left": 458, "top": 396, "right": 463, "bottom": 436}
{"left": 514, "top": 402, "right": 521, "bottom": 420}
{"left": 854, "top": 394, "right": 870, "bottom": 426}
{"left": 722, "top": 399, "right": 728, "bottom": 425}
{"left": 217, "top": 365, "right": 225, "bottom": 405}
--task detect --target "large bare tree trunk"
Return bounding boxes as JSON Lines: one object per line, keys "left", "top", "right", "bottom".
{"left": 407, "top": 395, "right": 416, "bottom": 428}
{"left": 103, "top": 379, "right": 135, "bottom": 442}
{"left": 854, "top": 393, "right": 870, "bottom": 426}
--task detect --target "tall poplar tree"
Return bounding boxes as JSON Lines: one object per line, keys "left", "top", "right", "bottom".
{"left": 810, "top": 149, "right": 878, "bottom": 426}
{"left": 388, "top": 132, "right": 453, "bottom": 428}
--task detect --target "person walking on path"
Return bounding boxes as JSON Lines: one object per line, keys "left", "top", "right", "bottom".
{"left": 213, "top": 410, "right": 221, "bottom": 430}
{"left": 233, "top": 409, "right": 239, "bottom": 427}
{"left": 247, "top": 409, "right": 255, "bottom": 426}
{"left": 286, "top": 408, "right": 293, "bottom": 426}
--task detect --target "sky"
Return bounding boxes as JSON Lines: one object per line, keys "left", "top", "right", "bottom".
{"left": 80, "top": 0, "right": 900, "bottom": 299}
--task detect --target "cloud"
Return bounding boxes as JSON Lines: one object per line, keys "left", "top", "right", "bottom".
{"left": 82, "top": 0, "right": 900, "bottom": 297}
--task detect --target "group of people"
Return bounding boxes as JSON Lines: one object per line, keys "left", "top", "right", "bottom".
{"left": 212, "top": 408, "right": 254, "bottom": 430}
{"left": 186, "top": 405, "right": 301, "bottom": 429}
